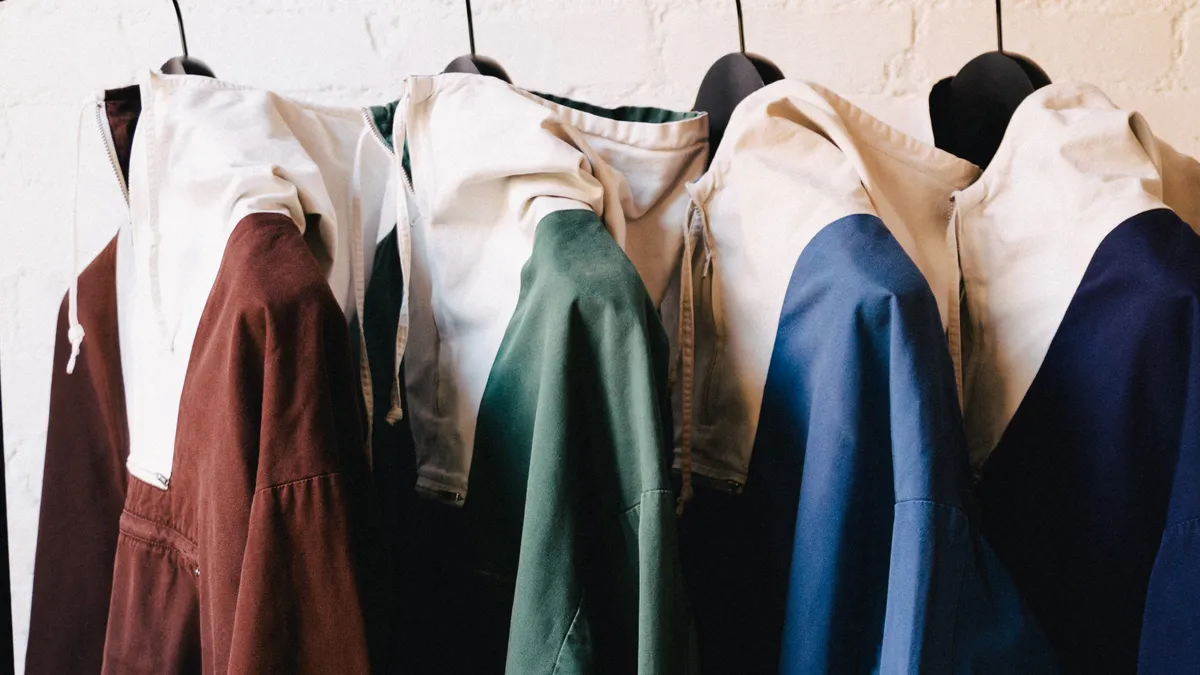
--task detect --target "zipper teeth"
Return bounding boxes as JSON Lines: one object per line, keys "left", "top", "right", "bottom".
{"left": 361, "top": 108, "right": 394, "bottom": 158}
{"left": 95, "top": 100, "right": 129, "bottom": 204}
{"left": 360, "top": 107, "right": 416, "bottom": 197}
{"left": 700, "top": 269, "right": 719, "bottom": 419}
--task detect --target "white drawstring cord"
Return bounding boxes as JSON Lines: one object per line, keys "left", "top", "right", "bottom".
{"left": 350, "top": 123, "right": 375, "bottom": 466}
{"left": 386, "top": 89, "right": 413, "bottom": 425}
{"left": 66, "top": 97, "right": 97, "bottom": 375}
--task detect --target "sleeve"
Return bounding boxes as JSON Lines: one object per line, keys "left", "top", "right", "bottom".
{"left": 748, "top": 218, "right": 1053, "bottom": 674}
{"left": 225, "top": 472, "right": 388, "bottom": 674}
{"left": 1137, "top": 319, "right": 1200, "bottom": 674}
{"left": 1139, "top": 519, "right": 1200, "bottom": 673}
{"left": 191, "top": 218, "right": 393, "bottom": 675}
{"left": 467, "top": 209, "right": 698, "bottom": 674}
{"left": 26, "top": 240, "right": 128, "bottom": 675}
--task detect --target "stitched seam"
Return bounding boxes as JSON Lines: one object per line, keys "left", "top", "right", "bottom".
{"left": 1164, "top": 515, "right": 1200, "bottom": 532}
{"left": 121, "top": 509, "right": 196, "bottom": 548}
{"left": 157, "top": 76, "right": 363, "bottom": 120}
{"left": 947, "top": 525, "right": 969, "bottom": 667}
{"left": 118, "top": 530, "right": 196, "bottom": 567}
{"left": 621, "top": 489, "right": 676, "bottom": 517}
{"left": 551, "top": 594, "right": 586, "bottom": 675}
{"left": 255, "top": 471, "right": 343, "bottom": 495}
{"left": 894, "top": 498, "right": 964, "bottom": 512}
{"left": 892, "top": 497, "right": 970, "bottom": 665}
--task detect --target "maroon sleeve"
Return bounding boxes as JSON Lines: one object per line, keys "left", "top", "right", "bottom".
{"left": 178, "top": 215, "right": 392, "bottom": 674}
{"left": 26, "top": 238, "right": 129, "bottom": 675}
{"left": 225, "top": 472, "right": 383, "bottom": 673}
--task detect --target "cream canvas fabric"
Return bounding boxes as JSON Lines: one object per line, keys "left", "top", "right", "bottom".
{"left": 118, "top": 72, "right": 390, "bottom": 487}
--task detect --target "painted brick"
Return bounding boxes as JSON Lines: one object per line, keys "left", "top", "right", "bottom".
{"left": 0, "top": 7, "right": 134, "bottom": 98}
{"left": 485, "top": 6, "right": 660, "bottom": 97}
{"left": 1005, "top": 10, "right": 1174, "bottom": 89}
{"left": 753, "top": 10, "right": 914, "bottom": 93}
{"left": 1120, "top": 91, "right": 1200, "bottom": 153}
{"left": 913, "top": 5, "right": 998, "bottom": 85}
{"left": 1180, "top": 13, "right": 1200, "bottom": 91}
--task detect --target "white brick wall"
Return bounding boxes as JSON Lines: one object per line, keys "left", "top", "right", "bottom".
{"left": 1, "top": 0, "right": 1197, "bottom": 668}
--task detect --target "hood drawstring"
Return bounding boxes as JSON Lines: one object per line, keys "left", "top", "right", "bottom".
{"left": 66, "top": 97, "right": 98, "bottom": 375}
{"left": 386, "top": 89, "right": 413, "bottom": 426}
{"left": 350, "top": 123, "right": 375, "bottom": 466}
{"left": 675, "top": 200, "right": 708, "bottom": 515}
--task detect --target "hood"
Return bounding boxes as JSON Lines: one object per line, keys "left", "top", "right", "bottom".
{"left": 693, "top": 79, "right": 979, "bottom": 333}
{"left": 368, "top": 84, "right": 708, "bottom": 308}
{"left": 953, "top": 81, "right": 1178, "bottom": 469}
{"left": 111, "top": 72, "right": 390, "bottom": 488}
{"left": 367, "top": 74, "right": 705, "bottom": 501}
{"left": 676, "top": 79, "right": 978, "bottom": 486}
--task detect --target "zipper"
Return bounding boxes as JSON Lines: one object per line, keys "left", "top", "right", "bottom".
{"left": 699, "top": 252, "right": 720, "bottom": 420}
{"left": 361, "top": 108, "right": 395, "bottom": 158}
{"left": 434, "top": 489, "right": 464, "bottom": 503}
{"left": 686, "top": 472, "right": 744, "bottom": 495}
{"left": 946, "top": 195, "right": 966, "bottom": 413}
{"left": 127, "top": 460, "right": 171, "bottom": 491}
{"left": 690, "top": 204, "right": 721, "bottom": 422}
{"left": 360, "top": 106, "right": 415, "bottom": 197}
{"left": 95, "top": 99, "right": 129, "bottom": 205}
{"left": 416, "top": 484, "right": 464, "bottom": 504}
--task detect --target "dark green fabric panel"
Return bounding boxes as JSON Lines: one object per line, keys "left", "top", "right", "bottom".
{"left": 466, "top": 209, "right": 697, "bottom": 674}
{"left": 533, "top": 92, "right": 702, "bottom": 123}
{"left": 360, "top": 225, "right": 417, "bottom": 671}
{"left": 367, "top": 102, "right": 410, "bottom": 178}
{"left": 369, "top": 102, "right": 398, "bottom": 151}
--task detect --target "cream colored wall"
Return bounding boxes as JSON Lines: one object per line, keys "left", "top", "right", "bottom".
{"left": 1, "top": 0, "right": 1195, "bottom": 669}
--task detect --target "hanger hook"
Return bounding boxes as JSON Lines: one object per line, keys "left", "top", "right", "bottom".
{"left": 465, "top": 0, "right": 477, "bottom": 57}
{"left": 171, "top": 0, "right": 189, "bottom": 58}
{"left": 735, "top": 0, "right": 746, "bottom": 54}
{"left": 995, "top": 0, "right": 1004, "bottom": 52}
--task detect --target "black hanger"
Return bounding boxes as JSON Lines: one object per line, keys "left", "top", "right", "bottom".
{"left": 694, "top": 0, "right": 784, "bottom": 162}
{"left": 444, "top": 0, "right": 511, "bottom": 82}
{"left": 160, "top": 0, "right": 215, "bottom": 77}
{"left": 929, "top": 0, "right": 1048, "bottom": 169}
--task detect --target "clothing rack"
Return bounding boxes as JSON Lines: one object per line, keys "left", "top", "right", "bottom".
{"left": 0, "top": 375, "right": 12, "bottom": 675}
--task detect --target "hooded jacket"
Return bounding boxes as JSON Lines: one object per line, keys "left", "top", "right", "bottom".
{"left": 27, "top": 73, "right": 394, "bottom": 674}
{"left": 26, "top": 85, "right": 139, "bottom": 675}
{"left": 955, "top": 83, "right": 1200, "bottom": 674}
{"left": 365, "top": 73, "right": 707, "bottom": 674}
{"left": 673, "top": 80, "right": 1056, "bottom": 674}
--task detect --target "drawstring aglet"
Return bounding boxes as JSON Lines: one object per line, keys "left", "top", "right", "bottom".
{"left": 65, "top": 324, "right": 85, "bottom": 374}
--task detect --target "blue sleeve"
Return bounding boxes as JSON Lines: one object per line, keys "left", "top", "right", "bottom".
{"left": 751, "top": 215, "right": 1055, "bottom": 674}
{"left": 1139, "top": 326, "right": 1200, "bottom": 675}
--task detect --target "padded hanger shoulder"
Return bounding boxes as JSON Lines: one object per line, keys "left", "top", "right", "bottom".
{"left": 693, "top": 1, "right": 784, "bottom": 163}
{"left": 929, "top": 0, "right": 1049, "bottom": 169}
{"left": 930, "top": 52, "right": 1043, "bottom": 169}
{"left": 694, "top": 53, "right": 782, "bottom": 157}
{"left": 443, "top": 0, "right": 512, "bottom": 83}
{"left": 160, "top": 0, "right": 214, "bottom": 77}
{"left": 444, "top": 54, "right": 511, "bottom": 82}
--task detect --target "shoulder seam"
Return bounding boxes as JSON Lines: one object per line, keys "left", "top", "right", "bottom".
{"left": 255, "top": 471, "right": 344, "bottom": 495}
{"left": 1164, "top": 515, "right": 1200, "bottom": 533}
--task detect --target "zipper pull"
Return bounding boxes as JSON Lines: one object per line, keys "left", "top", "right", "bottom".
{"left": 436, "top": 489, "right": 464, "bottom": 504}
{"left": 154, "top": 473, "right": 171, "bottom": 489}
